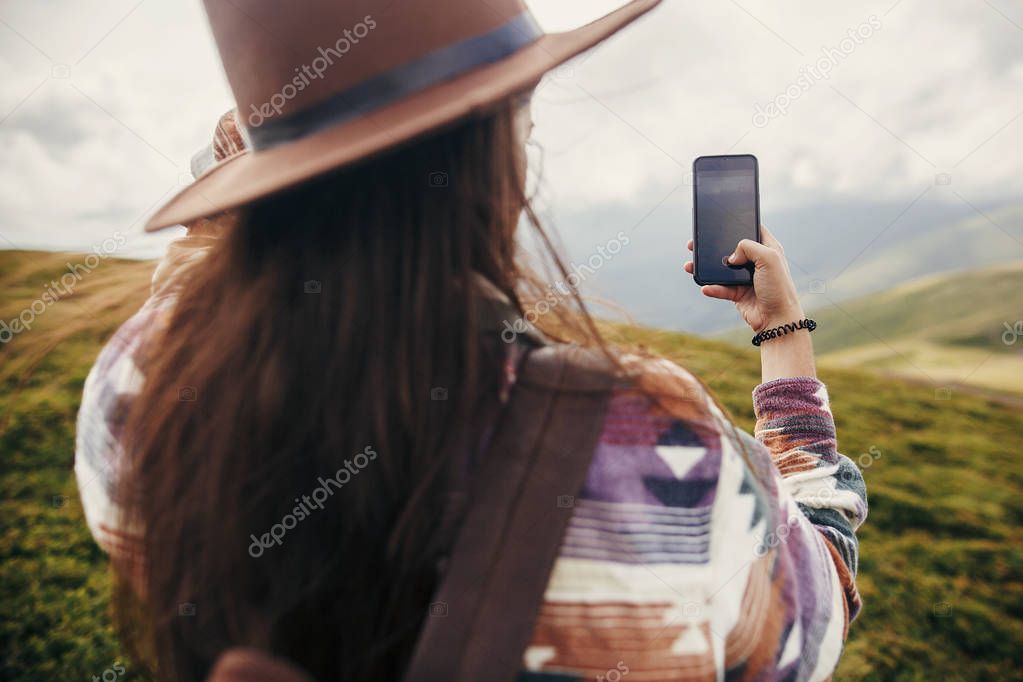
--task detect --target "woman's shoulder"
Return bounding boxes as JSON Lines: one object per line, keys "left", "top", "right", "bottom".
{"left": 76, "top": 290, "right": 179, "bottom": 489}
{"left": 570, "top": 350, "right": 732, "bottom": 508}
{"left": 521, "top": 344, "right": 721, "bottom": 444}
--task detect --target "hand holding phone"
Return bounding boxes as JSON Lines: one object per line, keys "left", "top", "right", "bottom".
{"left": 688, "top": 154, "right": 804, "bottom": 331}
{"left": 684, "top": 226, "right": 804, "bottom": 334}
{"left": 686, "top": 227, "right": 814, "bottom": 380}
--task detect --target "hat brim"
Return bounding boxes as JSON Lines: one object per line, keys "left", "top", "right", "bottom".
{"left": 145, "top": 0, "right": 661, "bottom": 231}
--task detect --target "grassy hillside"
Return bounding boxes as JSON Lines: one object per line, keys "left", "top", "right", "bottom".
{"left": 3, "top": 250, "right": 1023, "bottom": 680}
{"left": 809, "top": 261, "right": 1020, "bottom": 350}
{"left": 0, "top": 251, "right": 153, "bottom": 681}
{"left": 721, "top": 262, "right": 1023, "bottom": 397}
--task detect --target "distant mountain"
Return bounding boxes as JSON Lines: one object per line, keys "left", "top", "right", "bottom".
{"left": 553, "top": 194, "right": 1023, "bottom": 334}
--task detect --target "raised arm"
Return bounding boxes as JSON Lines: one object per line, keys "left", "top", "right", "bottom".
{"left": 686, "top": 226, "right": 867, "bottom": 677}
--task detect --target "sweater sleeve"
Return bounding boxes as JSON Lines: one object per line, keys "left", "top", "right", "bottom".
{"left": 753, "top": 376, "right": 867, "bottom": 620}
{"left": 711, "top": 376, "right": 866, "bottom": 680}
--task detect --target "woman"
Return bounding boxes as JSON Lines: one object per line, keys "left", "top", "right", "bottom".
{"left": 75, "top": 1, "right": 866, "bottom": 680}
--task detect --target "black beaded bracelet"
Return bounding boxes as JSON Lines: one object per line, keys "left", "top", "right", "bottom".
{"left": 751, "top": 318, "right": 816, "bottom": 347}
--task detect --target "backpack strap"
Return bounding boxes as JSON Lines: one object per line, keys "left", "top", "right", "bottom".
{"left": 403, "top": 343, "right": 619, "bottom": 682}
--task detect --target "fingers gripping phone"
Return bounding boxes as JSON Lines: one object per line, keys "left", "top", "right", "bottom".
{"left": 692, "top": 154, "right": 760, "bottom": 286}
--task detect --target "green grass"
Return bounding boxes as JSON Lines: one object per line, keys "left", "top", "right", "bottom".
{"left": 3, "top": 250, "right": 1023, "bottom": 680}
{"left": 1, "top": 251, "right": 152, "bottom": 681}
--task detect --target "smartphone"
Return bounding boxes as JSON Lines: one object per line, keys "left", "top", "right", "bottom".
{"left": 692, "top": 154, "right": 760, "bottom": 286}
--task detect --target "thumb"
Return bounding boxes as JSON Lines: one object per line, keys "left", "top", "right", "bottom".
{"left": 728, "top": 238, "right": 777, "bottom": 268}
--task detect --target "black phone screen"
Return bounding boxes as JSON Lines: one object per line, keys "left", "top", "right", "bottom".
{"left": 693, "top": 155, "right": 759, "bottom": 285}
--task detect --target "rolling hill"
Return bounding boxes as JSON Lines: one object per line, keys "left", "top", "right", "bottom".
{"left": 809, "top": 261, "right": 1023, "bottom": 353}
{"left": 2, "top": 249, "right": 1023, "bottom": 680}
{"left": 721, "top": 261, "right": 1023, "bottom": 398}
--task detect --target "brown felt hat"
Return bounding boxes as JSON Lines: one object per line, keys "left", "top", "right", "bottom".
{"left": 145, "top": 0, "right": 661, "bottom": 231}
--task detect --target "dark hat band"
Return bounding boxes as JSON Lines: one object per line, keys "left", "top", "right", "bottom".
{"left": 243, "top": 12, "right": 543, "bottom": 151}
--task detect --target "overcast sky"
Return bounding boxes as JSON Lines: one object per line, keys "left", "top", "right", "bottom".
{"left": 1, "top": 0, "right": 1021, "bottom": 327}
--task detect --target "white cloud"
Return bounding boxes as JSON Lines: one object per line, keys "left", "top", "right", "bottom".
{"left": 528, "top": 0, "right": 1023, "bottom": 213}
{"left": 0, "top": 0, "right": 1020, "bottom": 259}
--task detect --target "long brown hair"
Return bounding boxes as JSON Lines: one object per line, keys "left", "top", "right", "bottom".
{"left": 117, "top": 99, "right": 606, "bottom": 681}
